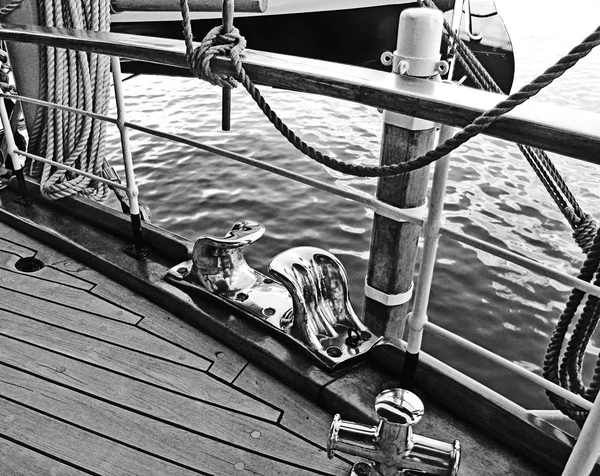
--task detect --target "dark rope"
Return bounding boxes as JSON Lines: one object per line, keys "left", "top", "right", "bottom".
{"left": 542, "top": 227, "right": 600, "bottom": 425}
{"left": 420, "top": 0, "right": 597, "bottom": 242}
{"left": 181, "top": 1, "right": 600, "bottom": 180}
{"left": 179, "top": 1, "right": 600, "bottom": 423}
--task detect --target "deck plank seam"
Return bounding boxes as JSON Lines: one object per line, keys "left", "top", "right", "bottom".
{"left": 0, "top": 394, "right": 213, "bottom": 476}
{"left": 134, "top": 324, "right": 243, "bottom": 376}
{"left": 0, "top": 307, "right": 213, "bottom": 372}
{"left": 0, "top": 260, "right": 99, "bottom": 292}
{"left": 0, "top": 433, "right": 100, "bottom": 476}
{"left": 0, "top": 340, "right": 280, "bottom": 425}
{"left": 0, "top": 371, "right": 341, "bottom": 476}
{"left": 229, "top": 365, "right": 360, "bottom": 461}
{"left": 0, "top": 239, "right": 42, "bottom": 260}
{"left": 0, "top": 282, "right": 144, "bottom": 324}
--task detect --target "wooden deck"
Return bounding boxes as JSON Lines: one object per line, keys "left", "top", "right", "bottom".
{"left": 0, "top": 221, "right": 353, "bottom": 475}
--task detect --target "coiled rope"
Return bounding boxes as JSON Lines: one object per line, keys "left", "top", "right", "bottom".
{"left": 27, "top": 0, "right": 111, "bottom": 201}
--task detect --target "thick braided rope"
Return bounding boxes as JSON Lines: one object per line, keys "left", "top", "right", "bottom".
{"left": 30, "top": 0, "right": 110, "bottom": 201}
{"left": 429, "top": 0, "right": 600, "bottom": 423}
{"left": 241, "top": 24, "right": 600, "bottom": 177}
{"left": 421, "top": 0, "right": 595, "bottom": 238}
{"left": 179, "top": 0, "right": 600, "bottom": 178}
{"left": 180, "top": 0, "right": 246, "bottom": 88}
{"left": 542, "top": 226, "right": 600, "bottom": 425}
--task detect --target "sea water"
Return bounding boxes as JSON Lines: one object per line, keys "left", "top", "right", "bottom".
{"left": 104, "top": 0, "right": 600, "bottom": 409}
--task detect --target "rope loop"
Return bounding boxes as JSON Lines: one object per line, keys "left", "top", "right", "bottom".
{"left": 180, "top": 0, "right": 246, "bottom": 88}
{"left": 187, "top": 24, "right": 247, "bottom": 88}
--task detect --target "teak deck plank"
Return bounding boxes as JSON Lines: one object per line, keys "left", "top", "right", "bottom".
{"left": 137, "top": 307, "right": 248, "bottom": 383}
{"left": 0, "top": 318, "right": 278, "bottom": 422}
{"left": 50, "top": 255, "right": 248, "bottom": 383}
{"left": 0, "top": 365, "right": 346, "bottom": 476}
{"left": 0, "top": 437, "right": 92, "bottom": 476}
{"left": 0, "top": 286, "right": 210, "bottom": 370}
{"left": 0, "top": 252, "right": 141, "bottom": 324}
{"left": 0, "top": 398, "right": 201, "bottom": 476}
{"left": 234, "top": 363, "right": 334, "bottom": 448}
{"left": 0, "top": 247, "right": 95, "bottom": 290}
{"left": 0, "top": 335, "right": 348, "bottom": 474}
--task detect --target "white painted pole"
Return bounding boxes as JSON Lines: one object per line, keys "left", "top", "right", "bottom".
{"left": 110, "top": 56, "right": 139, "bottom": 216}
{"left": 561, "top": 397, "right": 600, "bottom": 476}
{"left": 406, "top": 124, "right": 454, "bottom": 356}
{"left": 111, "top": 55, "right": 147, "bottom": 258}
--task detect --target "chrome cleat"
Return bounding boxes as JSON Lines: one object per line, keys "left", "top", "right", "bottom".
{"left": 166, "top": 223, "right": 378, "bottom": 369}
{"left": 269, "top": 246, "right": 379, "bottom": 364}
{"left": 328, "top": 388, "right": 460, "bottom": 476}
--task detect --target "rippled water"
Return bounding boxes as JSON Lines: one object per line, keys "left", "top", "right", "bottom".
{"left": 104, "top": 0, "right": 600, "bottom": 409}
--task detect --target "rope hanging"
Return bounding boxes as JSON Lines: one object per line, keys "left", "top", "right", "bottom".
{"left": 542, "top": 227, "right": 600, "bottom": 426}
{"left": 27, "top": 0, "right": 111, "bottom": 201}
{"left": 181, "top": 1, "right": 600, "bottom": 424}
{"left": 419, "top": 0, "right": 598, "bottom": 252}
{"left": 179, "top": 1, "right": 600, "bottom": 182}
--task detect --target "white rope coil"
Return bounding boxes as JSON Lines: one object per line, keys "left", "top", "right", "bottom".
{"left": 28, "top": 0, "right": 111, "bottom": 201}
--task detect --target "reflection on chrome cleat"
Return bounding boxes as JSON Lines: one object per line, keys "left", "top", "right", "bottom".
{"left": 166, "top": 225, "right": 378, "bottom": 369}
{"left": 269, "top": 246, "right": 379, "bottom": 361}
{"left": 328, "top": 388, "right": 460, "bottom": 476}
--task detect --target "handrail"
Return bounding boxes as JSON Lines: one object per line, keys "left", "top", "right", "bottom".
{"left": 7, "top": 90, "right": 600, "bottom": 302}
{"left": 0, "top": 23, "right": 599, "bottom": 165}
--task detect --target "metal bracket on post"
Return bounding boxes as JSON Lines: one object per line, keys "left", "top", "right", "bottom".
{"left": 380, "top": 9, "right": 448, "bottom": 132}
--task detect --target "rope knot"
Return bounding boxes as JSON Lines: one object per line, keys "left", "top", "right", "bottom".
{"left": 186, "top": 24, "right": 247, "bottom": 88}
{"left": 573, "top": 213, "right": 599, "bottom": 254}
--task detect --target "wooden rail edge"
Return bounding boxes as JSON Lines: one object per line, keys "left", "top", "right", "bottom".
{"left": 111, "top": 0, "right": 267, "bottom": 13}
{"left": 0, "top": 23, "right": 599, "bottom": 166}
{"left": 0, "top": 178, "right": 596, "bottom": 476}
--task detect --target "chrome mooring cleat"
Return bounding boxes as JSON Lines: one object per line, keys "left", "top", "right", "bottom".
{"left": 165, "top": 222, "right": 379, "bottom": 369}
{"left": 328, "top": 388, "right": 460, "bottom": 476}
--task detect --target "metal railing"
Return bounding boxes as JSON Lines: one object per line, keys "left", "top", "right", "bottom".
{"left": 0, "top": 23, "right": 599, "bottom": 476}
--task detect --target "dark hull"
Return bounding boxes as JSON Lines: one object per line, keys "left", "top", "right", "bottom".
{"left": 112, "top": 3, "right": 515, "bottom": 93}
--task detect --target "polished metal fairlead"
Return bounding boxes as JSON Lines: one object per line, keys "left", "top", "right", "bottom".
{"left": 328, "top": 388, "right": 460, "bottom": 476}
{"left": 165, "top": 221, "right": 379, "bottom": 369}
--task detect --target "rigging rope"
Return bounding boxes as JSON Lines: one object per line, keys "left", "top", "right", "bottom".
{"left": 27, "top": 0, "right": 111, "bottom": 201}
{"left": 179, "top": 2, "right": 600, "bottom": 182}
{"left": 180, "top": 1, "right": 600, "bottom": 424}
{"left": 419, "top": 0, "right": 598, "bottom": 252}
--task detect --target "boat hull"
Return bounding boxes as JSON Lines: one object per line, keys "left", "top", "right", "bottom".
{"left": 111, "top": 2, "right": 515, "bottom": 93}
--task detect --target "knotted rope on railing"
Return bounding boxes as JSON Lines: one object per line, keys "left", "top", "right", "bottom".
{"left": 26, "top": 0, "right": 111, "bottom": 201}
{"left": 180, "top": 0, "right": 600, "bottom": 180}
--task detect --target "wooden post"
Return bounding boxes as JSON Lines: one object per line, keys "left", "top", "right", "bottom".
{"left": 363, "top": 9, "right": 446, "bottom": 340}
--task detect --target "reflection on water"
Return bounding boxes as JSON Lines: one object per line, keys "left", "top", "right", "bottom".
{"left": 104, "top": 0, "right": 600, "bottom": 409}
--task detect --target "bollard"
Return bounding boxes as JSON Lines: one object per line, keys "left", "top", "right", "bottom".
{"left": 363, "top": 8, "right": 447, "bottom": 340}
